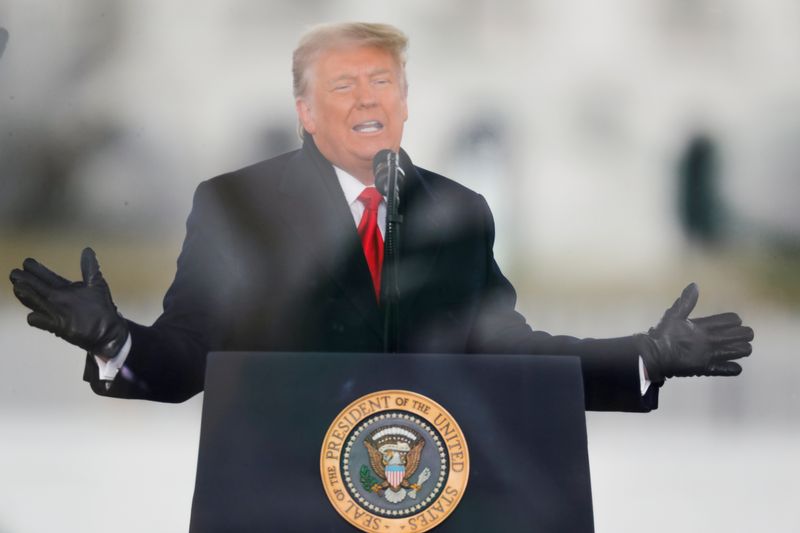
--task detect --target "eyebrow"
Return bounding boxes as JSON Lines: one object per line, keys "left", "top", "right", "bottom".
{"left": 329, "top": 75, "right": 356, "bottom": 86}
{"left": 328, "top": 68, "right": 393, "bottom": 85}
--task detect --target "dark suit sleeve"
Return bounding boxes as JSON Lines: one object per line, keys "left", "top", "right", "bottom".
{"left": 83, "top": 180, "right": 235, "bottom": 403}
{"left": 466, "top": 195, "right": 660, "bottom": 412}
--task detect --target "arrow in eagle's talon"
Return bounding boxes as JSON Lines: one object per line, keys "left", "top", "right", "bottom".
{"left": 409, "top": 467, "right": 432, "bottom": 498}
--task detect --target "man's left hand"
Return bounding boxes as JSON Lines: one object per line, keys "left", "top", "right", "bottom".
{"left": 638, "top": 282, "right": 754, "bottom": 383}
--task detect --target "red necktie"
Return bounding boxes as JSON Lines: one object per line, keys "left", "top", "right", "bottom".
{"left": 357, "top": 187, "right": 384, "bottom": 301}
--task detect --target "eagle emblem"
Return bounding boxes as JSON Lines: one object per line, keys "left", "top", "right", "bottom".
{"left": 362, "top": 425, "right": 432, "bottom": 504}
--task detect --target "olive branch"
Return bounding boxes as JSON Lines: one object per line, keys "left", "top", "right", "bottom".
{"left": 360, "top": 465, "right": 380, "bottom": 492}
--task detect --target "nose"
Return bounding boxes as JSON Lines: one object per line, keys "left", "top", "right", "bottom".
{"left": 354, "top": 82, "right": 378, "bottom": 108}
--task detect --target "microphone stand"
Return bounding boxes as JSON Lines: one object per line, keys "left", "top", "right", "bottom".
{"left": 375, "top": 151, "right": 404, "bottom": 353}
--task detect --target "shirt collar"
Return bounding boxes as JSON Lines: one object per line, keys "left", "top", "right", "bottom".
{"left": 334, "top": 166, "right": 378, "bottom": 206}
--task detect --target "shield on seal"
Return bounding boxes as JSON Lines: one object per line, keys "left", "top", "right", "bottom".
{"left": 385, "top": 464, "right": 405, "bottom": 489}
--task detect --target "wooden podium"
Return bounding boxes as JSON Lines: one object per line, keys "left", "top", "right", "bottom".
{"left": 189, "top": 352, "right": 595, "bottom": 532}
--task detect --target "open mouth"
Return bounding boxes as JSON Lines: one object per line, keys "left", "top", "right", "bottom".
{"left": 352, "top": 120, "right": 384, "bottom": 134}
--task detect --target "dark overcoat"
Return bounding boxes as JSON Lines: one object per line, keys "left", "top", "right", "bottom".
{"left": 84, "top": 137, "right": 659, "bottom": 411}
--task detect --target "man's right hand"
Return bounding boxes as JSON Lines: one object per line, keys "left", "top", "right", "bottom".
{"left": 9, "top": 247, "right": 129, "bottom": 359}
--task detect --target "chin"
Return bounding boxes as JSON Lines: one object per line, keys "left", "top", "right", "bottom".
{"left": 353, "top": 144, "right": 390, "bottom": 161}
{"left": 360, "top": 137, "right": 400, "bottom": 156}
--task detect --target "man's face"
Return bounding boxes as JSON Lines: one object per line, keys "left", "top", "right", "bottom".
{"left": 296, "top": 45, "right": 408, "bottom": 182}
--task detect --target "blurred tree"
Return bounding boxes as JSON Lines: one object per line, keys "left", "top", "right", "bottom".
{"left": 678, "top": 133, "right": 721, "bottom": 245}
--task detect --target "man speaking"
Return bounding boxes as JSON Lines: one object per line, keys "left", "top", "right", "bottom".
{"left": 9, "top": 23, "right": 753, "bottom": 411}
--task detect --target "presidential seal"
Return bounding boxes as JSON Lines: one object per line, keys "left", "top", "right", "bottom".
{"left": 320, "top": 390, "right": 469, "bottom": 533}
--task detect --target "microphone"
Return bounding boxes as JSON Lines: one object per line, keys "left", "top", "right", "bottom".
{"left": 372, "top": 149, "right": 403, "bottom": 196}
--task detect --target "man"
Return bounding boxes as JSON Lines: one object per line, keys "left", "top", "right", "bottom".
{"left": 9, "top": 23, "right": 753, "bottom": 410}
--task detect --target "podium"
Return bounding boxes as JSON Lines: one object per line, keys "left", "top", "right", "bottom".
{"left": 189, "top": 352, "right": 595, "bottom": 532}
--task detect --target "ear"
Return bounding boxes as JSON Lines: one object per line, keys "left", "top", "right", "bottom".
{"left": 295, "top": 98, "right": 317, "bottom": 135}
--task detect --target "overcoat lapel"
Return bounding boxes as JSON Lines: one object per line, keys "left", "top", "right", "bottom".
{"left": 276, "top": 140, "right": 383, "bottom": 339}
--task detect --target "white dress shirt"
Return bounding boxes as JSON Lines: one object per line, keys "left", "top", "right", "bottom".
{"left": 333, "top": 166, "right": 386, "bottom": 238}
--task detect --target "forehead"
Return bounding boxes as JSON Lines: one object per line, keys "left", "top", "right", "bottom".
{"left": 311, "top": 45, "right": 401, "bottom": 80}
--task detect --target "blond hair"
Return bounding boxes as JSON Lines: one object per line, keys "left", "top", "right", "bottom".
{"left": 292, "top": 22, "right": 409, "bottom": 99}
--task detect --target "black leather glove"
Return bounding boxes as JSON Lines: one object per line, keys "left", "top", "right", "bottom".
{"left": 637, "top": 282, "right": 753, "bottom": 383}
{"left": 9, "top": 247, "right": 129, "bottom": 359}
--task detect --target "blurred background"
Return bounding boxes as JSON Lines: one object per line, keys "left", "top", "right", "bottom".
{"left": 1, "top": 1, "right": 798, "bottom": 531}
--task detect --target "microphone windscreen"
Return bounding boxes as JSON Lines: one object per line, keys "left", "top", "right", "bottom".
{"left": 372, "top": 149, "right": 397, "bottom": 196}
